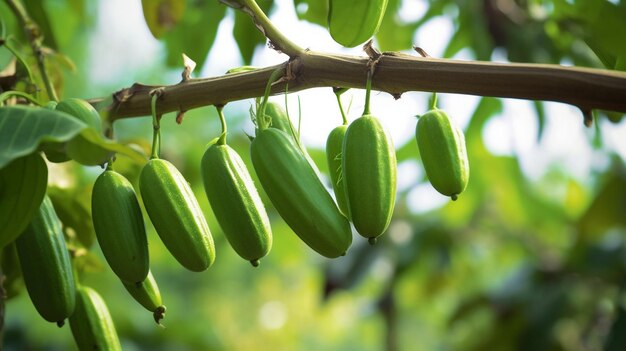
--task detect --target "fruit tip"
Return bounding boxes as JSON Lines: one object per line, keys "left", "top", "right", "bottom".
{"left": 451, "top": 194, "right": 458, "bottom": 201}
{"left": 368, "top": 237, "right": 377, "bottom": 245}
{"left": 153, "top": 305, "right": 167, "bottom": 326}
{"left": 56, "top": 320, "right": 65, "bottom": 328}
{"left": 250, "top": 259, "right": 260, "bottom": 267}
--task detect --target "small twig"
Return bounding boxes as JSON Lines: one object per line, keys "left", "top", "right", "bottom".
{"left": 4, "top": 0, "right": 58, "bottom": 101}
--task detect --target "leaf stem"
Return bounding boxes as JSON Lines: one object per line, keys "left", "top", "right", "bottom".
{"left": 241, "top": 0, "right": 303, "bottom": 57}
{"left": 4, "top": 0, "right": 59, "bottom": 101}
{"left": 3, "top": 39, "right": 36, "bottom": 91}
{"left": 0, "top": 90, "right": 42, "bottom": 106}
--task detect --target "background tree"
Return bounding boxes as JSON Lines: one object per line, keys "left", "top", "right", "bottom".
{"left": 1, "top": 0, "right": 626, "bottom": 350}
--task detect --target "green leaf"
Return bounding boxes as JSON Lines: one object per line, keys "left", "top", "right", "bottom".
{"left": 0, "top": 106, "right": 85, "bottom": 169}
{"left": 234, "top": 0, "right": 273, "bottom": 64}
{"left": 163, "top": 1, "right": 226, "bottom": 69}
{"left": 375, "top": 0, "right": 415, "bottom": 51}
{"left": 141, "top": 0, "right": 186, "bottom": 39}
{"left": 0, "top": 106, "right": 146, "bottom": 168}
{"left": 49, "top": 186, "right": 96, "bottom": 249}
{"left": 328, "top": 0, "right": 389, "bottom": 48}
{"left": 293, "top": 0, "right": 327, "bottom": 27}
{"left": 577, "top": 170, "right": 626, "bottom": 241}
{"left": 67, "top": 128, "right": 147, "bottom": 166}
{"left": 23, "top": 0, "right": 58, "bottom": 50}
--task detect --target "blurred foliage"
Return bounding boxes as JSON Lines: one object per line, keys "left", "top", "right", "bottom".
{"left": 1, "top": 0, "right": 626, "bottom": 350}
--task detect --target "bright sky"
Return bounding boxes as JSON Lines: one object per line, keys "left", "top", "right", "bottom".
{"left": 90, "top": 0, "right": 626, "bottom": 213}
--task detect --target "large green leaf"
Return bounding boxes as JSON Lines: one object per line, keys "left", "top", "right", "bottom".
{"left": 0, "top": 106, "right": 146, "bottom": 168}
{"left": 141, "top": 0, "right": 186, "bottom": 39}
{"left": 0, "top": 106, "right": 85, "bottom": 169}
{"left": 163, "top": 1, "right": 226, "bottom": 69}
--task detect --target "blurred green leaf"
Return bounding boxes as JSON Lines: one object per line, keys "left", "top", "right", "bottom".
{"left": 163, "top": 1, "right": 225, "bottom": 69}
{"left": 577, "top": 169, "right": 626, "bottom": 241}
{"left": 48, "top": 185, "right": 96, "bottom": 249}
{"left": 141, "top": 0, "right": 186, "bottom": 39}
{"left": 234, "top": 0, "right": 273, "bottom": 64}
{"left": 293, "top": 0, "right": 326, "bottom": 27}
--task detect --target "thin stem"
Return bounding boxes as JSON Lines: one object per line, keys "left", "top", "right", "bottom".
{"left": 334, "top": 89, "right": 349, "bottom": 125}
{"left": 240, "top": 0, "right": 303, "bottom": 57}
{"left": 0, "top": 90, "right": 42, "bottom": 106}
{"left": 216, "top": 105, "right": 227, "bottom": 145}
{"left": 257, "top": 67, "right": 285, "bottom": 130}
{"left": 150, "top": 93, "right": 161, "bottom": 159}
{"left": 4, "top": 0, "right": 58, "bottom": 101}
{"left": 3, "top": 39, "right": 36, "bottom": 89}
{"left": 363, "top": 68, "right": 373, "bottom": 116}
{"left": 430, "top": 92, "right": 438, "bottom": 110}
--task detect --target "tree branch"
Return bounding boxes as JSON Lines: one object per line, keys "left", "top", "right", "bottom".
{"left": 106, "top": 51, "right": 626, "bottom": 121}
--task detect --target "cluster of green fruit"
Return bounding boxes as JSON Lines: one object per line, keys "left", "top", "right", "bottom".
{"left": 3, "top": 85, "right": 469, "bottom": 349}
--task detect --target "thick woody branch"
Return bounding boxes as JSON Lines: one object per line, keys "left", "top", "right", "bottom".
{"left": 107, "top": 51, "right": 626, "bottom": 121}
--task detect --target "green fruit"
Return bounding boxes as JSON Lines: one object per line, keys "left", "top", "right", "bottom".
{"left": 325, "top": 125, "right": 349, "bottom": 217}
{"left": 342, "top": 115, "right": 396, "bottom": 244}
{"left": 69, "top": 286, "right": 122, "bottom": 351}
{"left": 415, "top": 109, "right": 469, "bottom": 200}
{"left": 266, "top": 102, "right": 295, "bottom": 139}
{"left": 55, "top": 98, "right": 101, "bottom": 132}
{"left": 201, "top": 143, "right": 272, "bottom": 266}
{"left": 0, "top": 152, "right": 48, "bottom": 249}
{"left": 15, "top": 196, "right": 76, "bottom": 325}
{"left": 251, "top": 128, "right": 352, "bottom": 258}
{"left": 1, "top": 242, "right": 24, "bottom": 300}
{"left": 139, "top": 159, "right": 215, "bottom": 272}
{"left": 122, "top": 270, "right": 166, "bottom": 324}
{"left": 92, "top": 169, "right": 149, "bottom": 284}
{"left": 328, "top": 0, "right": 389, "bottom": 47}
{"left": 262, "top": 102, "right": 321, "bottom": 175}
{"left": 66, "top": 133, "right": 114, "bottom": 166}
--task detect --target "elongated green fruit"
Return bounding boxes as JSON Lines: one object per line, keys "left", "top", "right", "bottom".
{"left": 263, "top": 102, "right": 321, "bottom": 175}
{"left": 0, "top": 152, "right": 47, "bottom": 249}
{"left": 123, "top": 270, "right": 166, "bottom": 324}
{"left": 55, "top": 98, "right": 101, "bottom": 132}
{"left": 139, "top": 159, "right": 215, "bottom": 271}
{"left": 328, "top": 0, "right": 389, "bottom": 47}
{"left": 201, "top": 144, "right": 272, "bottom": 266}
{"left": 69, "top": 286, "right": 122, "bottom": 351}
{"left": 92, "top": 169, "right": 149, "bottom": 284}
{"left": 266, "top": 102, "right": 295, "bottom": 139}
{"left": 416, "top": 109, "right": 469, "bottom": 200}
{"left": 251, "top": 128, "right": 352, "bottom": 258}
{"left": 325, "top": 125, "right": 349, "bottom": 217}
{"left": 15, "top": 196, "right": 76, "bottom": 325}
{"left": 342, "top": 115, "right": 397, "bottom": 244}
